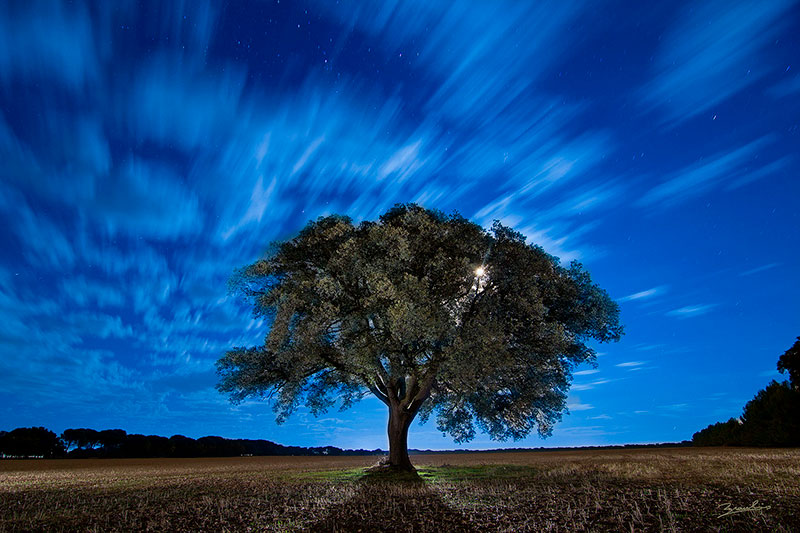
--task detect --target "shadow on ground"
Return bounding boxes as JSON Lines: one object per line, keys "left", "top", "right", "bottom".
{"left": 303, "top": 468, "right": 478, "bottom": 532}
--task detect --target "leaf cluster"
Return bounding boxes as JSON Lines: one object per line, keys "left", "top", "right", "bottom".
{"left": 777, "top": 336, "right": 800, "bottom": 389}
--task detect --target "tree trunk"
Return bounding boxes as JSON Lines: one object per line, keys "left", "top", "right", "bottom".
{"left": 387, "top": 405, "right": 414, "bottom": 471}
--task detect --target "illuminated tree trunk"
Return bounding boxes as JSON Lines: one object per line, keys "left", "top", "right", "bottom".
{"left": 387, "top": 405, "right": 414, "bottom": 471}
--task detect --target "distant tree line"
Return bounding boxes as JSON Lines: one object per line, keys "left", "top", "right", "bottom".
{"left": 693, "top": 337, "right": 800, "bottom": 447}
{"left": 410, "top": 441, "right": 692, "bottom": 454}
{"left": 0, "top": 427, "right": 64, "bottom": 458}
{"left": 1, "top": 426, "right": 695, "bottom": 459}
{"left": 0, "top": 427, "right": 382, "bottom": 459}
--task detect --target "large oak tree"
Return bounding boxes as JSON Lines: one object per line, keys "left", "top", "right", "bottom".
{"left": 217, "top": 205, "right": 622, "bottom": 470}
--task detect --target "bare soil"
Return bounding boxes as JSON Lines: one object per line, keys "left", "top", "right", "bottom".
{"left": 1, "top": 447, "right": 798, "bottom": 531}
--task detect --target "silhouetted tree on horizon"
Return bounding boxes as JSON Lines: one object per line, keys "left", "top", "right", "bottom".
{"left": 98, "top": 429, "right": 127, "bottom": 451}
{"left": 217, "top": 204, "right": 622, "bottom": 470}
{"left": 61, "top": 428, "right": 101, "bottom": 451}
{"left": 694, "top": 336, "right": 800, "bottom": 447}
{"left": 0, "top": 427, "right": 64, "bottom": 458}
{"left": 778, "top": 336, "right": 800, "bottom": 390}
{"left": 740, "top": 380, "right": 800, "bottom": 446}
{"left": 691, "top": 418, "right": 743, "bottom": 447}
{"left": 1, "top": 425, "right": 384, "bottom": 459}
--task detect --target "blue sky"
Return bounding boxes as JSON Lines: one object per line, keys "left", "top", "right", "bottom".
{"left": 0, "top": 0, "right": 798, "bottom": 450}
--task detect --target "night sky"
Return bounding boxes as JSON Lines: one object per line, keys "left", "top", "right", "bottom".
{"left": 1, "top": 0, "right": 798, "bottom": 450}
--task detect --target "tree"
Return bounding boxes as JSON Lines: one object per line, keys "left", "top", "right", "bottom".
{"left": 169, "top": 435, "right": 201, "bottom": 457}
{"left": 0, "top": 427, "right": 64, "bottom": 458}
{"left": 217, "top": 205, "right": 622, "bottom": 470}
{"left": 778, "top": 336, "right": 800, "bottom": 390}
{"left": 60, "top": 429, "right": 80, "bottom": 451}
{"left": 120, "top": 434, "right": 170, "bottom": 458}
{"left": 61, "top": 428, "right": 100, "bottom": 451}
{"left": 693, "top": 337, "right": 800, "bottom": 447}
{"left": 692, "top": 418, "right": 743, "bottom": 446}
{"left": 98, "top": 429, "right": 127, "bottom": 453}
{"left": 739, "top": 380, "right": 800, "bottom": 446}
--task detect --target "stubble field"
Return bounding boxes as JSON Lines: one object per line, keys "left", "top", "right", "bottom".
{"left": 1, "top": 447, "right": 799, "bottom": 532}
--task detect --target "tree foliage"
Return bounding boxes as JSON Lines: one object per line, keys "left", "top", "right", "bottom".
{"left": 0, "top": 427, "right": 64, "bottom": 458}
{"left": 693, "top": 336, "right": 800, "bottom": 447}
{"left": 217, "top": 205, "right": 622, "bottom": 458}
{"left": 693, "top": 381, "right": 800, "bottom": 447}
{"left": 740, "top": 380, "right": 800, "bottom": 446}
{"left": 61, "top": 428, "right": 101, "bottom": 450}
{"left": 0, "top": 426, "right": 377, "bottom": 458}
{"left": 98, "top": 429, "right": 127, "bottom": 450}
{"left": 691, "top": 418, "right": 743, "bottom": 447}
{"left": 778, "top": 336, "right": 800, "bottom": 390}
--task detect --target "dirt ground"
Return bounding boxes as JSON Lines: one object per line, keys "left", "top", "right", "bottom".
{"left": 2, "top": 447, "right": 798, "bottom": 531}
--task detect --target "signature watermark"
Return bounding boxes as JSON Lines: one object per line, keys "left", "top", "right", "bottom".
{"left": 717, "top": 500, "right": 772, "bottom": 518}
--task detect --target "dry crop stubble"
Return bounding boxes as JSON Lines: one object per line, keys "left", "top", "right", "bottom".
{"left": 1, "top": 448, "right": 799, "bottom": 531}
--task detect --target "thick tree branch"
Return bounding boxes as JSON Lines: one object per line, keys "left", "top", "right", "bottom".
{"left": 368, "top": 384, "right": 390, "bottom": 406}
{"left": 405, "top": 373, "right": 435, "bottom": 414}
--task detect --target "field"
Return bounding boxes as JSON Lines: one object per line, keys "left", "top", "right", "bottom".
{"left": 2, "top": 448, "right": 799, "bottom": 532}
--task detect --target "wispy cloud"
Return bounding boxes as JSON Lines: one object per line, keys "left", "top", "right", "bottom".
{"left": 0, "top": 186, "right": 77, "bottom": 269}
{"left": 567, "top": 402, "right": 594, "bottom": 412}
{"left": 514, "top": 224, "right": 585, "bottom": 264}
{"left": 638, "top": 136, "right": 783, "bottom": 208}
{"left": 768, "top": 74, "right": 800, "bottom": 99}
{"left": 666, "top": 304, "right": 717, "bottom": 318}
{"left": 128, "top": 52, "right": 247, "bottom": 152}
{"left": 739, "top": 263, "right": 781, "bottom": 276}
{"left": 640, "top": 0, "right": 796, "bottom": 124}
{"left": 572, "top": 379, "right": 611, "bottom": 391}
{"left": 471, "top": 135, "right": 619, "bottom": 263}
{"left": 615, "top": 361, "right": 645, "bottom": 368}
{"left": 95, "top": 158, "right": 202, "bottom": 240}
{"left": 551, "top": 425, "right": 617, "bottom": 439}
{"left": 0, "top": 1, "right": 99, "bottom": 89}
{"left": 587, "top": 414, "right": 612, "bottom": 420}
{"left": 314, "top": 2, "right": 583, "bottom": 128}
{"left": 60, "top": 277, "right": 125, "bottom": 309}
{"left": 618, "top": 286, "right": 667, "bottom": 303}
{"left": 634, "top": 344, "right": 665, "bottom": 352}
{"left": 573, "top": 369, "right": 600, "bottom": 376}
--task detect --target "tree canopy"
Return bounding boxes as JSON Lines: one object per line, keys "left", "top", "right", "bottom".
{"left": 217, "top": 204, "right": 622, "bottom": 468}
{"left": 0, "top": 427, "right": 64, "bottom": 458}
{"left": 693, "top": 335, "right": 800, "bottom": 447}
{"left": 778, "top": 336, "right": 800, "bottom": 390}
